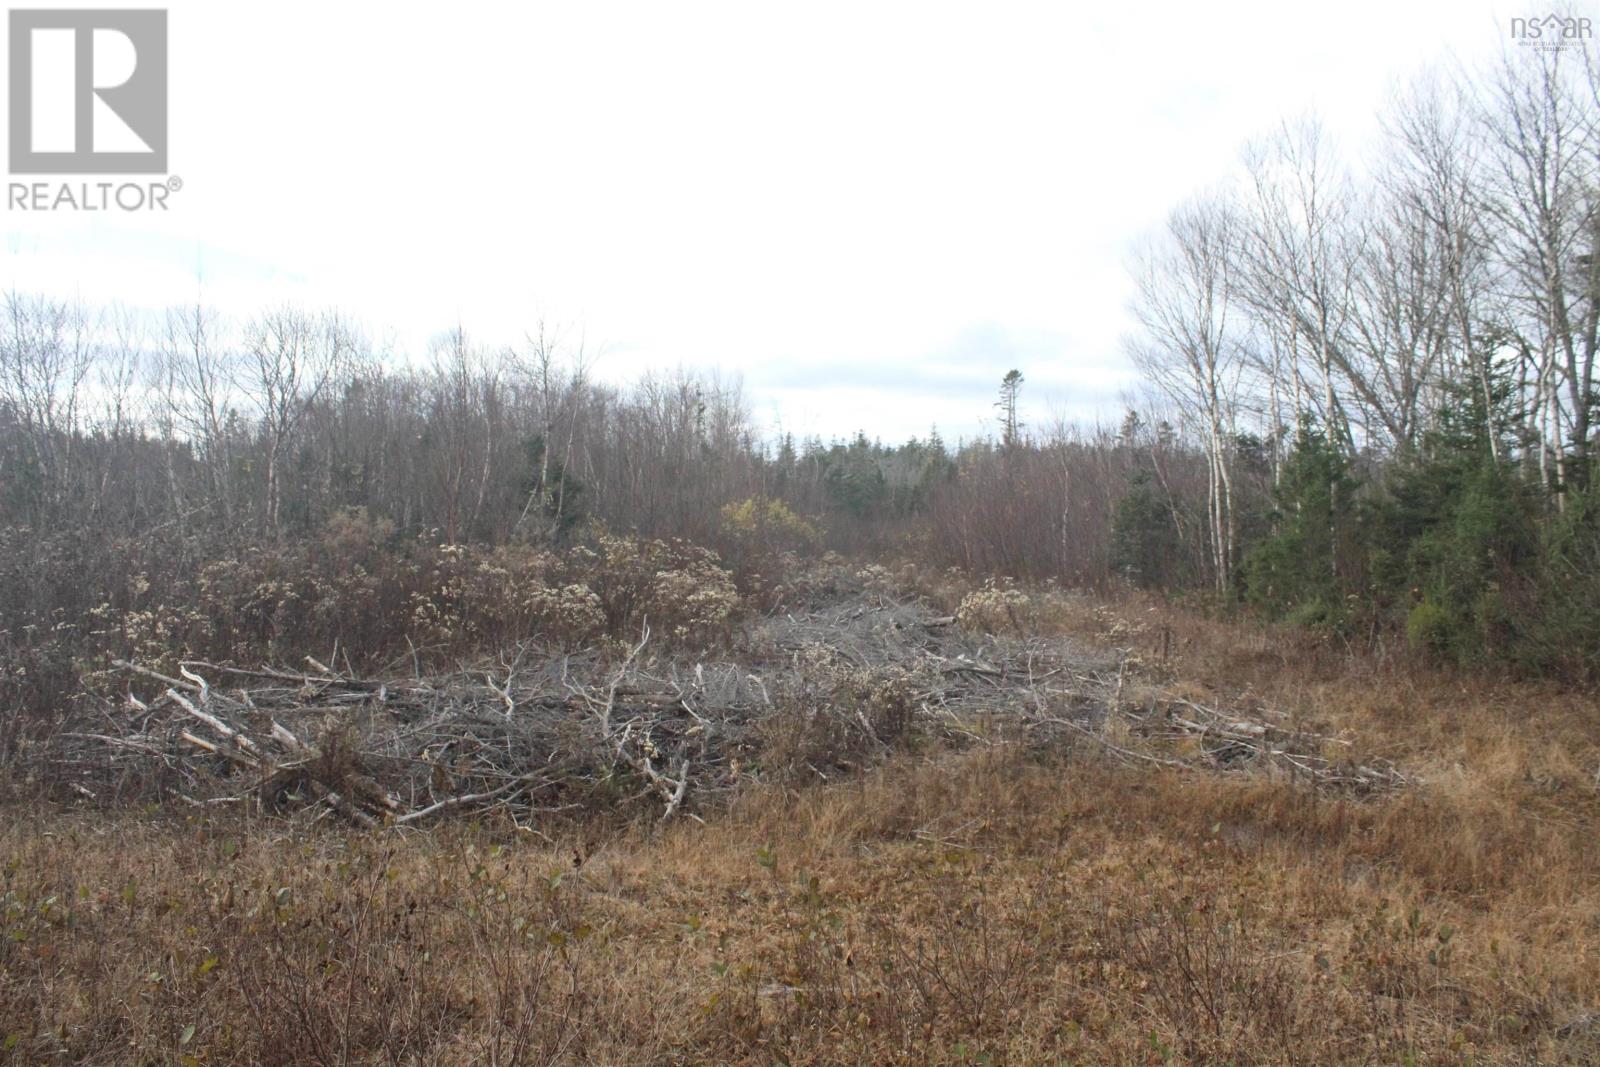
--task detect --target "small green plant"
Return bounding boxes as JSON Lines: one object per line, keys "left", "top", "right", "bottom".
{"left": 1406, "top": 600, "right": 1453, "bottom": 659}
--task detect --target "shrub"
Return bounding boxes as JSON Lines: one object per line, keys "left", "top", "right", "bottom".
{"left": 1109, "top": 472, "right": 1194, "bottom": 589}
{"left": 956, "top": 579, "right": 1031, "bottom": 634}
{"left": 719, "top": 497, "right": 821, "bottom": 552}
{"left": 59, "top": 524, "right": 742, "bottom": 682}
{"left": 1405, "top": 600, "right": 1454, "bottom": 659}
{"left": 585, "top": 535, "right": 742, "bottom": 648}
{"left": 1522, "top": 481, "right": 1600, "bottom": 681}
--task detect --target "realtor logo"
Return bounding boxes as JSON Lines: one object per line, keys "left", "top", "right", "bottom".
{"left": 1510, "top": 13, "right": 1594, "bottom": 50}
{"left": 8, "top": 9, "right": 167, "bottom": 174}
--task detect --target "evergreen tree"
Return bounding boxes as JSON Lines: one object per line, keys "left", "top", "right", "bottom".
{"left": 1528, "top": 482, "right": 1600, "bottom": 679}
{"left": 1240, "top": 417, "right": 1362, "bottom": 628}
{"left": 1376, "top": 354, "right": 1539, "bottom": 661}
{"left": 997, "top": 370, "right": 1024, "bottom": 448}
{"left": 1110, "top": 470, "right": 1193, "bottom": 588}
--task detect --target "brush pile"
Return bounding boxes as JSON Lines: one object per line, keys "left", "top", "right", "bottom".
{"left": 38, "top": 584, "right": 1405, "bottom": 825}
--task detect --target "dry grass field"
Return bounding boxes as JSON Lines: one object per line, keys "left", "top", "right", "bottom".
{"left": 4, "top": 583, "right": 1599, "bottom": 1065}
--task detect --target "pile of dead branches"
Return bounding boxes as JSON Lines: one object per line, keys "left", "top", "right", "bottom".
{"left": 55, "top": 627, "right": 733, "bottom": 826}
{"left": 1030, "top": 684, "right": 1408, "bottom": 793}
{"left": 38, "top": 585, "right": 1406, "bottom": 826}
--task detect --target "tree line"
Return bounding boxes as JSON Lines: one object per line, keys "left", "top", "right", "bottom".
{"left": 0, "top": 284, "right": 1224, "bottom": 750}
{"left": 4, "top": 32, "right": 1599, "bottom": 760}
{"left": 1122, "top": 36, "right": 1600, "bottom": 675}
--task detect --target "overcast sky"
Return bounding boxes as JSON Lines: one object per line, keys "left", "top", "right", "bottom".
{"left": 2, "top": 0, "right": 1529, "bottom": 442}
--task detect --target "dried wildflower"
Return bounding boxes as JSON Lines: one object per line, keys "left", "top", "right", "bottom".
{"left": 956, "top": 579, "right": 1032, "bottom": 633}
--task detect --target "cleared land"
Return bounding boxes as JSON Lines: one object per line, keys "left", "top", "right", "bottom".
{"left": 3, "top": 571, "right": 1598, "bottom": 1064}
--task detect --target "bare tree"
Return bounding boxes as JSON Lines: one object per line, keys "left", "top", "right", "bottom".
{"left": 1240, "top": 118, "right": 1366, "bottom": 452}
{"left": 242, "top": 308, "right": 355, "bottom": 532}
{"left": 1380, "top": 73, "right": 1502, "bottom": 456}
{"left": 0, "top": 292, "right": 95, "bottom": 519}
{"left": 514, "top": 320, "right": 590, "bottom": 542}
{"left": 158, "top": 301, "right": 237, "bottom": 525}
{"left": 1479, "top": 39, "right": 1600, "bottom": 493}
{"left": 1128, "top": 192, "right": 1246, "bottom": 592}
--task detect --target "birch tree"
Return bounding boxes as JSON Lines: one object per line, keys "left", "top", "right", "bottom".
{"left": 1240, "top": 119, "right": 1366, "bottom": 452}
{"left": 242, "top": 308, "right": 354, "bottom": 532}
{"left": 1128, "top": 192, "right": 1246, "bottom": 592}
{"left": 1479, "top": 40, "right": 1600, "bottom": 494}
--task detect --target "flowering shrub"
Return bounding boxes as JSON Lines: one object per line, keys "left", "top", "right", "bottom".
{"left": 649, "top": 558, "right": 740, "bottom": 645}
{"left": 523, "top": 583, "right": 606, "bottom": 646}
{"left": 67, "top": 515, "right": 744, "bottom": 673}
{"left": 408, "top": 543, "right": 561, "bottom": 649}
{"left": 587, "top": 535, "right": 741, "bottom": 647}
{"left": 956, "top": 579, "right": 1032, "bottom": 633}
{"left": 854, "top": 564, "right": 895, "bottom": 592}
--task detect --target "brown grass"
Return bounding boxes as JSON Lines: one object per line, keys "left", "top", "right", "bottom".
{"left": 4, "top": 594, "right": 1600, "bottom": 1065}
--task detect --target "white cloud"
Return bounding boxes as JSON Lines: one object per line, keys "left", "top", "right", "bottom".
{"left": 1, "top": 0, "right": 1517, "bottom": 440}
